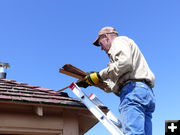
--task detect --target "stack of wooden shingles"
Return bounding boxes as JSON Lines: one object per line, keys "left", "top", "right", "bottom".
{"left": 58, "top": 64, "right": 107, "bottom": 92}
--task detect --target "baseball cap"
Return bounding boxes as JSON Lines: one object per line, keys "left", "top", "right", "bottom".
{"left": 93, "top": 26, "right": 118, "bottom": 46}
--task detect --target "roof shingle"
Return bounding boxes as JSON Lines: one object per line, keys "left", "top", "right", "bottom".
{"left": 0, "top": 78, "right": 84, "bottom": 107}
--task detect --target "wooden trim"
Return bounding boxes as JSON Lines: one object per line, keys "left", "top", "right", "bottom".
{"left": 0, "top": 100, "right": 86, "bottom": 110}
{"left": 34, "top": 106, "right": 43, "bottom": 116}
{"left": 0, "top": 127, "right": 62, "bottom": 135}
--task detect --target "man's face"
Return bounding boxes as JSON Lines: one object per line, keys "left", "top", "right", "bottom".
{"left": 98, "top": 34, "right": 111, "bottom": 54}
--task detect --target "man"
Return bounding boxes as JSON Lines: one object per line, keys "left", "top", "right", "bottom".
{"left": 80, "top": 26, "right": 155, "bottom": 135}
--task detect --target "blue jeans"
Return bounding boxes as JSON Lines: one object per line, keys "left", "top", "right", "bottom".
{"left": 119, "top": 81, "right": 155, "bottom": 135}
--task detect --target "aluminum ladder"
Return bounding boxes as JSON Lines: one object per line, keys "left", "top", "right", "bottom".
{"left": 68, "top": 83, "right": 124, "bottom": 135}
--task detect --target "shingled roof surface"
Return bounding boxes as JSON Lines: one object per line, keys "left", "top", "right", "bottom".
{"left": 0, "top": 78, "right": 84, "bottom": 107}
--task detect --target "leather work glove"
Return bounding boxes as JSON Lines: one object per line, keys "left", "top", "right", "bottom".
{"left": 84, "top": 72, "right": 102, "bottom": 86}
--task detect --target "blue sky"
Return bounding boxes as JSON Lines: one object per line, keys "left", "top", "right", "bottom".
{"left": 0, "top": 0, "right": 180, "bottom": 135}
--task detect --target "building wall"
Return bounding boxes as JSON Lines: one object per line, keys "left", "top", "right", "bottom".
{"left": 0, "top": 102, "right": 84, "bottom": 135}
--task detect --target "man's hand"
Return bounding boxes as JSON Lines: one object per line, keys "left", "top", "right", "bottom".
{"left": 84, "top": 72, "right": 102, "bottom": 85}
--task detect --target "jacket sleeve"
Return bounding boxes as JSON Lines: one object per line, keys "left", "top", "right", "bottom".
{"left": 99, "top": 37, "right": 133, "bottom": 81}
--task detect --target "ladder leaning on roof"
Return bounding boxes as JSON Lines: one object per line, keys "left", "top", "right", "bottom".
{"left": 68, "top": 83, "right": 124, "bottom": 135}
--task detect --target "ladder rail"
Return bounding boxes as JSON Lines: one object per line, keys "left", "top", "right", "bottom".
{"left": 89, "top": 93, "right": 122, "bottom": 128}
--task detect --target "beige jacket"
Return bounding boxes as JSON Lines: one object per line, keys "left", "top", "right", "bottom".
{"left": 99, "top": 36, "right": 155, "bottom": 95}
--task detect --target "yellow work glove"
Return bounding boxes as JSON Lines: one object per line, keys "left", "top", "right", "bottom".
{"left": 84, "top": 72, "right": 102, "bottom": 86}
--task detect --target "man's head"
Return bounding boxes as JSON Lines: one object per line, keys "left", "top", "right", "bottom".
{"left": 93, "top": 26, "right": 118, "bottom": 53}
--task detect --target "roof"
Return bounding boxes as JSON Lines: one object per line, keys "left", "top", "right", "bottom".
{"left": 0, "top": 78, "right": 84, "bottom": 107}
